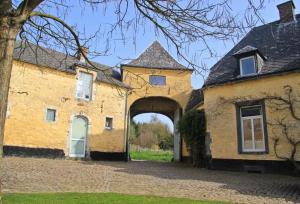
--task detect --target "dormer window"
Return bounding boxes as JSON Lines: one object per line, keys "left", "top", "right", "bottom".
{"left": 240, "top": 56, "right": 256, "bottom": 76}
{"left": 233, "top": 45, "right": 266, "bottom": 77}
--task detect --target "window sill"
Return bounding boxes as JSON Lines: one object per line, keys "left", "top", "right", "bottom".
{"left": 46, "top": 121, "right": 57, "bottom": 124}
{"left": 105, "top": 127, "right": 113, "bottom": 131}
{"left": 239, "top": 151, "right": 268, "bottom": 155}
{"left": 76, "top": 97, "right": 91, "bottom": 102}
{"left": 149, "top": 84, "right": 166, "bottom": 87}
{"left": 238, "top": 73, "right": 259, "bottom": 78}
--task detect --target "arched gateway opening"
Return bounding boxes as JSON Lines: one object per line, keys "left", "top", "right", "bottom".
{"left": 127, "top": 96, "right": 182, "bottom": 162}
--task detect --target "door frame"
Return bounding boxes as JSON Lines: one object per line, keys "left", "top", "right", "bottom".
{"left": 69, "top": 115, "right": 88, "bottom": 158}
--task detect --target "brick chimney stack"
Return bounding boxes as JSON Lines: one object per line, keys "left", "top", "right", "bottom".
{"left": 77, "top": 47, "right": 89, "bottom": 63}
{"left": 277, "top": 1, "right": 296, "bottom": 23}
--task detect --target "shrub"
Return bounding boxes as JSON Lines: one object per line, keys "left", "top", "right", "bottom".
{"left": 178, "top": 109, "right": 206, "bottom": 167}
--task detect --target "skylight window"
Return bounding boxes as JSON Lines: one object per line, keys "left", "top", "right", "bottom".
{"left": 240, "top": 56, "right": 256, "bottom": 76}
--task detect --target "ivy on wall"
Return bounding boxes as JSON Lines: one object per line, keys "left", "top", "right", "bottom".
{"left": 178, "top": 109, "right": 206, "bottom": 167}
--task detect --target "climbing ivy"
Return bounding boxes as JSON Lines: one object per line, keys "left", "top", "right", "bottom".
{"left": 178, "top": 109, "right": 206, "bottom": 167}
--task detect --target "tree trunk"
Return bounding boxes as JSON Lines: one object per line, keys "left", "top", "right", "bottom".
{"left": 0, "top": 17, "right": 18, "bottom": 157}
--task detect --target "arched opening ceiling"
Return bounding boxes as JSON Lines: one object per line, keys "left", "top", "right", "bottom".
{"left": 130, "top": 97, "right": 181, "bottom": 121}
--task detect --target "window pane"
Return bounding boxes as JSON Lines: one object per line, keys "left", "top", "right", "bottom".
{"left": 241, "top": 106, "right": 261, "bottom": 117}
{"left": 70, "top": 140, "right": 85, "bottom": 155}
{"left": 242, "top": 119, "right": 253, "bottom": 149}
{"left": 105, "top": 117, "right": 113, "bottom": 129}
{"left": 77, "top": 72, "right": 92, "bottom": 99}
{"left": 72, "top": 117, "right": 87, "bottom": 139}
{"left": 46, "top": 109, "right": 56, "bottom": 121}
{"left": 253, "top": 118, "right": 264, "bottom": 150}
{"left": 241, "top": 57, "right": 256, "bottom": 75}
{"left": 149, "top": 75, "right": 166, "bottom": 85}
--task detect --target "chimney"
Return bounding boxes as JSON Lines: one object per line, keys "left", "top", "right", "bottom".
{"left": 277, "top": 1, "right": 296, "bottom": 23}
{"left": 77, "top": 47, "right": 89, "bottom": 63}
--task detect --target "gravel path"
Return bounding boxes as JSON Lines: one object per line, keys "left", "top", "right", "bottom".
{"left": 1, "top": 157, "right": 300, "bottom": 204}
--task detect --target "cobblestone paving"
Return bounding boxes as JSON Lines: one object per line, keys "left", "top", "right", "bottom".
{"left": 1, "top": 157, "right": 300, "bottom": 204}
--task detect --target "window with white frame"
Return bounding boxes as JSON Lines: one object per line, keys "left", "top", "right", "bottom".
{"left": 46, "top": 108, "right": 56, "bottom": 122}
{"left": 149, "top": 75, "right": 166, "bottom": 86}
{"left": 76, "top": 72, "right": 93, "bottom": 100}
{"left": 105, "top": 117, "right": 113, "bottom": 129}
{"left": 240, "top": 56, "right": 256, "bottom": 76}
{"left": 240, "top": 105, "right": 265, "bottom": 152}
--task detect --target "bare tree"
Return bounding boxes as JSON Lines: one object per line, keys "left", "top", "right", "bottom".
{"left": 0, "top": 0, "right": 266, "bottom": 159}
{"left": 265, "top": 85, "right": 300, "bottom": 175}
{"left": 213, "top": 85, "right": 300, "bottom": 175}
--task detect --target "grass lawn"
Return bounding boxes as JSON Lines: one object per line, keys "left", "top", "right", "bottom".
{"left": 2, "top": 193, "right": 228, "bottom": 204}
{"left": 130, "top": 149, "right": 173, "bottom": 162}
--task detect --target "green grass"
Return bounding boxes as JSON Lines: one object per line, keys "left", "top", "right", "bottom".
{"left": 130, "top": 150, "right": 173, "bottom": 162}
{"left": 2, "top": 193, "right": 228, "bottom": 204}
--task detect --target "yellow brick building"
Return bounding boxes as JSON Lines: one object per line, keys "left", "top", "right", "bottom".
{"left": 4, "top": 42, "right": 130, "bottom": 160}
{"left": 188, "top": 1, "right": 300, "bottom": 174}
{"left": 121, "top": 41, "right": 193, "bottom": 161}
{"left": 4, "top": 1, "right": 299, "bottom": 175}
{"left": 4, "top": 41, "right": 193, "bottom": 161}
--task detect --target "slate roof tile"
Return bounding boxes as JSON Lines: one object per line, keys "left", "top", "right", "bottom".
{"left": 205, "top": 14, "right": 300, "bottom": 86}
{"left": 13, "top": 41, "right": 129, "bottom": 88}
{"left": 125, "top": 41, "right": 192, "bottom": 71}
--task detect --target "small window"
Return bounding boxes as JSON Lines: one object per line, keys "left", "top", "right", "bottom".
{"left": 240, "top": 56, "right": 256, "bottom": 76}
{"left": 149, "top": 75, "right": 166, "bottom": 86}
{"left": 46, "top": 109, "right": 56, "bottom": 122}
{"left": 240, "top": 105, "right": 265, "bottom": 152}
{"left": 76, "top": 72, "right": 93, "bottom": 100}
{"left": 105, "top": 117, "right": 113, "bottom": 129}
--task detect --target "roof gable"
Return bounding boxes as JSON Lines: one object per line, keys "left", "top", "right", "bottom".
{"left": 126, "top": 41, "right": 190, "bottom": 70}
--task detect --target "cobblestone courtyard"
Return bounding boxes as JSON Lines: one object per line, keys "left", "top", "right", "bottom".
{"left": 1, "top": 157, "right": 300, "bottom": 204}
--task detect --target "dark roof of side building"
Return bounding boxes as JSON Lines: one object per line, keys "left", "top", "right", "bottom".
{"left": 185, "top": 89, "right": 204, "bottom": 111}
{"left": 204, "top": 14, "right": 300, "bottom": 87}
{"left": 13, "top": 41, "right": 130, "bottom": 88}
{"left": 123, "top": 41, "right": 193, "bottom": 71}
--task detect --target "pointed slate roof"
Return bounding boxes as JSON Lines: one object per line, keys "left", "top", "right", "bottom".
{"left": 126, "top": 41, "right": 192, "bottom": 71}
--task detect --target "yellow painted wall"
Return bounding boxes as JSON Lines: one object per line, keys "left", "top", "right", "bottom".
{"left": 122, "top": 66, "right": 193, "bottom": 108}
{"left": 204, "top": 72, "right": 300, "bottom": 161}
{"left": 4, "top": 60, "right": 128, "bottom": 155}
{"left": 122, "top": 66, "right": 193, "bottom": 157}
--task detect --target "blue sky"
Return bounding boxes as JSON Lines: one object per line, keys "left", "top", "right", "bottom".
{"left": 51, "top": 0, "right": 300, "bottom": 130}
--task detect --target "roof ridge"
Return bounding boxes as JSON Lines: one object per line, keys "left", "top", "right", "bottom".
{"left": 14, "top": 40, "right": 111, "bottom": 70}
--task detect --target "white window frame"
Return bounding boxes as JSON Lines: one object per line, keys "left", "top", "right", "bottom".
{"left": 105, "top": 116, "right": 113, "bottom": 130}
{"left": 240, "top": 56, "right": 256, "bottom": 76}
{"left": 45, "top": 108, "right": 57, "bottom": 123}
{"left": 76, "top": 71, "right": 93, "bottom": 101}
{"left": 240, "top": 105, "right": 266, "bottom": 152}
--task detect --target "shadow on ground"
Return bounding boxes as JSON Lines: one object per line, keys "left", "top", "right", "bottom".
{"left": 81, "top": 160, "right": 300, "bottom": 203}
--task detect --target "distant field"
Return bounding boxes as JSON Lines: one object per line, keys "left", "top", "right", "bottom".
{"left": 3, "top": 193, "right": 228, "bottom": 204}
{"left": 130, "top": 149, "right": 173, "bottom": 162}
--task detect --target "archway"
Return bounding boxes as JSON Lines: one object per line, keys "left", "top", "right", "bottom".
{"left": 127, "top": 97, "right": 182, "bottom": 162}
